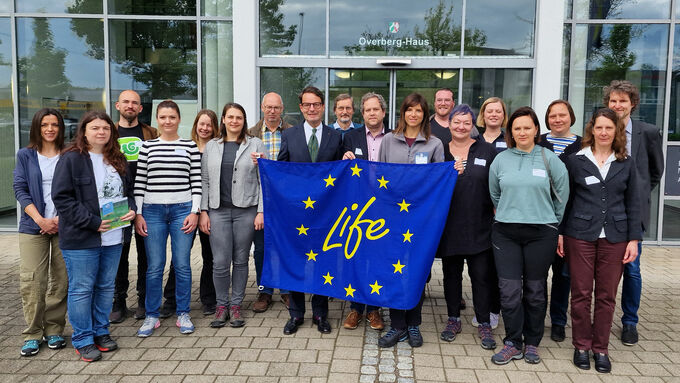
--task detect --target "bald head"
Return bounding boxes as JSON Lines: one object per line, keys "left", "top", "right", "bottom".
{"left": 116, "top": 90, "right": 143, "bottom": 127}
{"left": 261, "top": 92, "right": 284, "bottom": 131}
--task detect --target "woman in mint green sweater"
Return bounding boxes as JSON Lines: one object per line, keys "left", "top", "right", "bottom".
{"left": 487, "top": 106, "right": 569, "bottom": 366}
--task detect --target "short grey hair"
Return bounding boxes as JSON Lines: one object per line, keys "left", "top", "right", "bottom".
{"left": 360, "top": 92, "right": 387, "bottom": 114}
{"left": 333, "top": 93, "right": 353, "bottom": 111}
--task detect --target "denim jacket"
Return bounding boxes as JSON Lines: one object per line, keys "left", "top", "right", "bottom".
{"left": 13, "top": 148, "right": 47, "bottom": 234}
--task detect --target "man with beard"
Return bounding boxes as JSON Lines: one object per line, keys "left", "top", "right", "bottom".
{"left": 332, "top": 94, "right": 362, "bottom": 138}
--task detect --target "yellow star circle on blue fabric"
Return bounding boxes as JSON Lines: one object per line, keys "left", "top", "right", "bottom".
{"left": 350, "top": 163, "right": 363, "bottom": 177}
{"left": 402, "top": 230, "right": 413, "bottom": 243}
{"left": 324, "top": 174, "right": 336, "bottom": 187}
{"left": 344, "top": 283, "right": 356, "bottom": 297}
{"left": 377, "top": 176, "right": 389, "bottom": 189}
{"left": 306, "top": 250, "right": 318, "bottom": 261}
{"left": 397, "top": 199, "right": 410, "bottom": 212}
{"left": 369, "top": 280, "right": 383, "bottom": 295}
{"left": 302, "top": 196, "right": 316, "bottom": 209}
{"left": 392, "top": 259, "right": 405, "bottom": 274}
{"left": 323, "top": 272, "right": 334, "bottom": 285}
{"left": 296, "top": 225, "right": 309, "bottom": 235}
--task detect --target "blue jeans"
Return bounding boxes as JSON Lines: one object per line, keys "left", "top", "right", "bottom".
{"left": 62, "top": 244, "right": 122, "bottom": 349}
{"left": 143, "top": 202, "right": 195, "bottom": 317}
{"left": 253, "top": 229, "right": 289, "bottom": 296}
{"left": 621, "top": 240, "right": 643, "bottom": 326}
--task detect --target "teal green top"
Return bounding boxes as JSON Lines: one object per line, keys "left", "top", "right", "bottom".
{"left": 489, "top": 145, "right": 569, "bottom": 224}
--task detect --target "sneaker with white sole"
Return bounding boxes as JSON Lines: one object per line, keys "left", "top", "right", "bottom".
{"left": 176, "top": 313, "right": 195, "bottom": 334}
{"left": 137, "top": 316, "right": 160, "bottom": 338}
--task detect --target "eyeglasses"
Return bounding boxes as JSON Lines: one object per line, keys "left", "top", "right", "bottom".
{"left": 263, "top": 105, "right": 282, "bottom": 112}
{"left": 300, "top": 102, "right": 323, "bottom": 110}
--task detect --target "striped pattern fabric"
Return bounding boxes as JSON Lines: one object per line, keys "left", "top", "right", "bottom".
{"left": 134, "top": 138, "right": 202, "bottom": 214}
{"left": 545, "top": 134, "right": 578, "bottom": 156}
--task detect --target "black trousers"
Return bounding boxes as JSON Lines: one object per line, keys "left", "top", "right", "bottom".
{"left": 492, "top": 222, "right": 558, "bottom": 349}
{"left": 389, "top": 288, "right": 426, "bottom": 330}
{"left": 549, "top": 254, "right": 571, "bottom": 327}
{"left": 442, "top": 248, "right": 494, "bottom": 323}
{"left": 163, "top": 230, "right": 216, "bottom": 307}
{"left": 288, "top": 292, "right": 328, "bottom": 319}
{"left": 114, "top": 232, "right": 148, "bottom": 306}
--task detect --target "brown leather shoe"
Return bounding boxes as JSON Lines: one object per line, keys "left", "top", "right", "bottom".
{"left": 253, "top": 293, "right": 272, "bottom": 313}
{"left": 366, "top": 310, "right": 384, "bottom": 330}
{"left": 280, "top": 294, "right": 290, "bottom": 309}
{"left": 343, "top": 310, "right": 362, "bottom": 329}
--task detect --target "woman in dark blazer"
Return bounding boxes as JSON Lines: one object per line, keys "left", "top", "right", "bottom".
{"left": 558, "top": 108, "right": 641, "bottom": 373}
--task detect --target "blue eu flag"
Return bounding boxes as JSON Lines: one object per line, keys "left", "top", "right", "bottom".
{"left": 259, "top": 159, "right": 457, "bottom": 310}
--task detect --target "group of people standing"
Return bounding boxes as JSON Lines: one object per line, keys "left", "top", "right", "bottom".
{"left": 13, "top": 80, "right": 662, "bottom": 373}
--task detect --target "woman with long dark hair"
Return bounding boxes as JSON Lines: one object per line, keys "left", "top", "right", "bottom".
{"left": 200, "top": 102, "right": 265, "bottom": 328}
{"left": 377, "top": 93, "right": 444, "bottom": 348}
{"left": 13, "top": 108, "right": 68, "bottom": 357}
{"left": 52, "top": 110, "right": 136, "bottom": 362}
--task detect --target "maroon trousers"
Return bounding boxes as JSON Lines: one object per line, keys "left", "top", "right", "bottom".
{"left": 565, "top": 236, "right": 627, "bottom": 353}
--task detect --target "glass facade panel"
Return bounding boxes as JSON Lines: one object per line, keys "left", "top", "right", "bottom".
{"left": 259, "top": 0, "right": 326, "bottom": 56}
{"left": 260, "top": 67, "right": 324, "bottom": 125}
{"left": 461, "top": 69, "right": 533, "bottom": 115}
{"left": 329, "top": 0, "right": 462, "bottom": 57}
{"left": 329, "top": 69, "right": 390, "bottom": 126}
{"left": 202, "top": 0, "right": 232, "bottom": 17}
{"left": 394, "top": 70, "right": 459, "bottom": 120}
{"left": 202, "top": 21, "right": 233, "bottom": 114}
{"left": 17, "top": 17, "right": 105, "bottom": 145}
{"left": 562, "top": 25, "right": 571, "bottom": 100}
{"left": 568, "top": 24, "right": 668, "bottom": 133}
{"left": 16, "top": 0, "right": 103, "bottom": 14}
{"left": 108, "top": 0, "right": 196, "bottom": 16}
{"left": 573, "top": 0, "right": 671, "bottom": 20}
{"left": 669, "top": 25, "right": 680, "bottom": 140}
{"left": 0, "top": 3, "right": 10, "bottom": 12}
{"left": 0, "top": 18, "right": 15, "bottom": 228}
{"left": 109, "top": 20, "right": 198, "bottom": 137}
{"left": 662, "top": 201, "right": 680, "bottom": 240}
{"left": 464, "top": 0, "right": 535, "bottom": 57}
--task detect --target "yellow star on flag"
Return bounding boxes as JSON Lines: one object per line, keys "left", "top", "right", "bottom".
{"left": 296, "top": 224, "right": 309, "bottom": 235}
{"left": 322, "top": 272, "right": 334, "bottom": 285}
{"left": 377, "top": 176, "right": 389, "bottom": 189}
{"left": 302, "top": 196, "right": 316, "bottom": 209}
{"left": 306, "top": 250, "right": 318, "bottom": 261}
{"left": 350, "top": 163, "right": 363, "bottom": 177}
{"left": 397, "top": 199, "right": 410, "bottom": 212}
{"left": 344, "top": 283, "right": 356, "bottom": 297}
{"left": 369, "top": 280, "right": 383, "bottom": 295}
{"left": 392, "top": 260, "right": 405, "bottom": 274}
{"left": 323, "top": 174, "right": 336, "bottom": 187}
{"left": 402, "top": 229, "right": 413, "bottom": 243}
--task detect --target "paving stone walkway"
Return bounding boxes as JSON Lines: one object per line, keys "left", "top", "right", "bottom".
{"left": 0, "top": 233, "right": 678, "bottom": 382}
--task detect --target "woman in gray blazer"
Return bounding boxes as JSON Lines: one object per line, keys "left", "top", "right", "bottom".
{"left": 558, "top": 108, "right": 641, "bottom": 373}
{"left": 199, "top": 103, "right": 265, "bottom": 329}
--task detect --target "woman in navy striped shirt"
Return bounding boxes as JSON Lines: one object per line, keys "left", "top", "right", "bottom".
{"left": 134, "top": 100, "right": 202, "bottom": 338}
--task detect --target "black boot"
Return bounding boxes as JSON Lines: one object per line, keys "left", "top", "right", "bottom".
{"left": 109, "top": 300, "right": 128, "bottom": 324}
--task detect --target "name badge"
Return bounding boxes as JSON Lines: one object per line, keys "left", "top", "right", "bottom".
{"left": 473, "top": 158, "right": 486, "bottom": 166}
{"left": 415, "top": 152, "right": 428, "bottom": 164}
{"left": 355, "top": 148, "right": 363, "bottom": 155}
{"left": 585, "top": 175, "right": 600, "bottom": 185}
{"left": 532, "top": 168, "right": 546, "bottom": 178}
{"left": 496, "top": 142, "right": 507, "bottom": 148}
{"left": 175, "top": 148, "right": 187, "bottom": 156}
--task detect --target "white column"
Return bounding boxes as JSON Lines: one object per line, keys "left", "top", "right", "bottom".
{"left": 232, "top": 0, "right": 258, "bottom": 121}
{"left": 533, "top": 0, "right": 566, "bottom": 133}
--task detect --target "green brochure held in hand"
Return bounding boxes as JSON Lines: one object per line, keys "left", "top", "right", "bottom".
{"left": 100, "top": 198, "right": 131, "bottom": 230}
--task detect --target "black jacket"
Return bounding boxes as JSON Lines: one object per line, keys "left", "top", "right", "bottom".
{"left": 538, "top": 133, "right": 582, "bottom": 162}
{"left": 561, "top": 152, "right": 641, "bottom": 243}
{"left": 630, "top": 120, "right": 664, "bottom": 231}
{"left": 342, "top": 125, "right": 391, "bottom": 160}
{"left": 437, "top": 140, "right": 497, "bottom": 256}
{"left": 52, "top": 150, "right": 136, "bottom": 250}
{"left": 277, "top": 122, "right": 343, "bottom": 162}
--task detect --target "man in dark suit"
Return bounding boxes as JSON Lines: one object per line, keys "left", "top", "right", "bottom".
{"left": 278, "top": 86, "right": 343, "bottom": 334}
{"left": 604, "top": 80, "right": 664, "bottom": 346}
{"left": 342, "top": 92, "right": 390, "bottom": 162}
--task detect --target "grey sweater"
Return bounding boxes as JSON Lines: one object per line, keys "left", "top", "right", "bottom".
{"left": 378, "top": 132, "right": 444, "bottom": 164}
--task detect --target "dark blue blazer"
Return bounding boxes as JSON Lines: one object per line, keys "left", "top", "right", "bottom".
{"left": 630, "top": 120, "right": 664, "bottom": 231}
{"left": 13, "top": 148, "right": 48, "bottom": 234}
{"left": 562, "top": 152, "right": 642, "bottom": 243}
{"left": 277, "top": 122, "right": 343, "bottom": 162}
{"left": 538, "top": 133, "right": 582, "bottom": 162}
{"left": 52, "top": 150, "right": 136, "bottom": 250}
{"left": 342, "top": 125, "right": 391, "bottom": 160}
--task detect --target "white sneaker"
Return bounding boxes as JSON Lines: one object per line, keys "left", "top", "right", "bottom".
{"left": 490, "top": 313, "right": 499, "bottom": 329}
{"left": 176, "top": 313, "right": 195, "bottom": 334}
{"left": 137, "top": 316, "right": 160, "bottom": 337}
